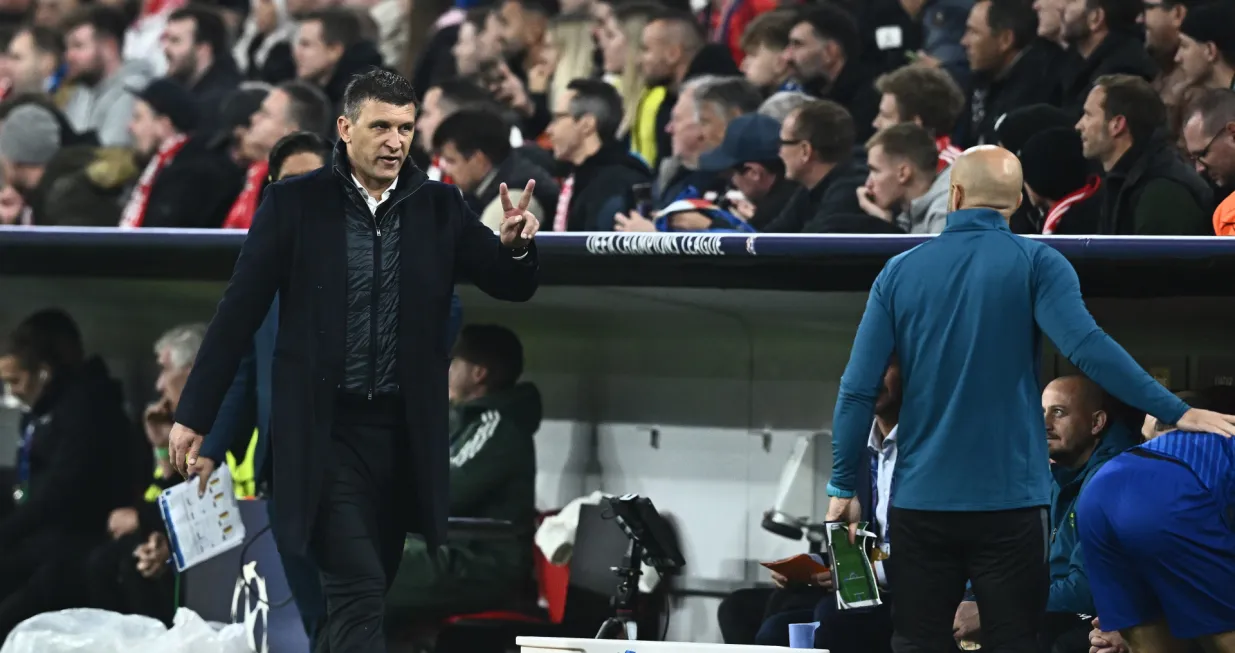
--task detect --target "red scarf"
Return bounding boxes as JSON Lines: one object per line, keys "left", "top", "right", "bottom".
{"left": 936, "top": 136, "right": 961, "bottom": 173}
{"left": 223, "top": 160, "right": 269, "bottom": 230}
{"left": 119, "top": 134, "right": 189, "bottom": 228}
{"left": 553, "top": 174, "right": 575, "bottom": 231}
{"left": 1043, "top": 176, "right": 1102, "bottom": 235}
{"left": 428, "top": 155, "right": 454, "bottom": 185}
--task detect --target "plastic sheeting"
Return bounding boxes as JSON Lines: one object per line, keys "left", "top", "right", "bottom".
{"left": 0, "top": 608, "right": 249, "bottom": 653}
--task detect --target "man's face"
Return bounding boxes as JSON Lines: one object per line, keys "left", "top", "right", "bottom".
{"left": 779, "top": 111, "right": 810, "bottom": 183}
{"left": 873, "top": 93, "right": 906, "bottom": 132}
{"left": 340, "top": 99, "right": 416, "bottom": 185}
{"left": 64, "top": 24, "right": 104, "bottom": 84}
{"left": 129, "top": 99, "right": 166, "bottom": 160}
{"left": 599, "top": 15, "right": 629, "bottom": 75}
{"left": 1042, "top": 378, "right": 1103, "bottom": 467}
{"left": 2, "top": 158, "right": 46, "bottom": 195}
{"left": 155, "top": 347, "right": 190, "bottom": 410}
{"left": 244, "top": 88, "right": 292, "bottom": 161}
{"left": 666, "top": 90, "right": 705, "bottom": 166}
{"left": 1061, "top": 0, "right": 1092, "bottom": 45}
{"left": 741, "top": 44, "right": 786, "bottom": 90}
{"left": 294, "top": 20, "right": 338, "bottom": 83}
{"left": 34, "top": 0, "right": 79, "bottom": 29}
{"left": 7, "top": 31, "right": 53, "bottom": 94}
{"left": 1141, "top": 1, "right": 1183, "bottom": 55}
{"left": 962, "top": 1, "right": 1005, "bottom": 73}
{"left": 784, "top": 22, "right": 828, "bottom": 84}
{"left": 1182, "top": 113, "right": 1235, "bottom": 186}
{"left": 162, "top": 17, "right": 199, "bottom": 82}
{"left": 729, "top": 162, "right": 774, "bottom": 201}
{"left": 497, "top": 0, "right": 529, "bottom": 56}
{"left": 415, "top": 87, "right": 447, "bottom": 149}
{"left": 547, "top": 89, "right": 583, "bottom": 161}
{"left": 448, "top": 356, "right": 485, "bottom": 404}
{"left": 437, "top": 141, "right": 492, "bottom": 193}
{"left": 1173, "top": 34, "right": 1212, "bottom": 86}
{"left": 0, "top": 354, "right": 43, "bottom": 409}
{"left": 865, "top": 145, "right": 909, "bottom": 211}
{"left": 1032, "top": 0, "right": 1065, "bottom": 41}
{"left": 696, "top": 103, "right": 729, "bottom": 155}
{"left": 1076, "top": 87, "right": 1114, "bottom": 162}
{"left": 638, "top": 21, "right": 675, "bottom": 87}
{"left": 453, "top": 22, "right": 485, "bottom": 76}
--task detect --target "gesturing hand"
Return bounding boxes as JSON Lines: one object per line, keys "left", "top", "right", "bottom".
{"left": 499, "top": 180, "right": 540, "bottom": 249}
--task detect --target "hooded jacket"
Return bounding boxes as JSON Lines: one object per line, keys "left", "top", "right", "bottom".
{"left": 1100, "top": 130, "right": 1213, "bottom": 235}
{"left": 1047, "top": 420, "right": 1139, "bottom": 614}
{"left": 565, "top": 143, "right": 652, "bottom": 231}
{"left": 897, "top": 166, "right": 951, "bottom": 234}
{"left": 62, "top": 59, "right": 155, "bottom": 147}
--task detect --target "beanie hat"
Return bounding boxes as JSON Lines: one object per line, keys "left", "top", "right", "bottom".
{"left": 1179, "top": 2, "right": 1235, "bottom": 59}
{"left": 994, "top": 104, "right": 1073, "bottom": 156}
{"left": 1020, "top": 128, "right": 1088, "bottom": 201}
{"left": 132, "top": 78, "right": 199, "bottom": 134}
{"left": 0, "top": 105, "right": 62, "bottom": 166}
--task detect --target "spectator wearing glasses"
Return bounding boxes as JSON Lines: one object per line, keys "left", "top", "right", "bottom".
{"left": 872, "top": 66, "right": 966, "bottom": 172}
{"left": 698, "top": 113, "right": 800, "bottom": 231}
{"left": 1182, "top": 89, "right": 1235, "bottom": 236}
{"left": 1076, "top": 74, "right": 1212, "bottom": 234}
{"left": 858, "top": 123, "right": 951, "bottom": 234}
{"left": 1173, "top": 2, "right": 1235, "bottom": 92}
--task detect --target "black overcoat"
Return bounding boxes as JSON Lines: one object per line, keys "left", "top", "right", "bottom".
{"left": 175, "top": 159, "right": 538, "bottom": 556}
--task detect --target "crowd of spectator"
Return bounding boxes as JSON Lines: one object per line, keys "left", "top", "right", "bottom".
{"left": 0, "top": 0, "right": 1227, "bottom": 235}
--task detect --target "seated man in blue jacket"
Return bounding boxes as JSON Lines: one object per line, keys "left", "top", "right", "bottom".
{"left": 953, "top": 375, "right": 1138, "bottom": 653}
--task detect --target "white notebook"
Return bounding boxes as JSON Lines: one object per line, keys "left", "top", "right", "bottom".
{"left": 158, "top": 464, "right": 247, "bottom": 572}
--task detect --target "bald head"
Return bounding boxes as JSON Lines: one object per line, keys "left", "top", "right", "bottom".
{"left": 948, "top": 145, "right": 1023, "bottom": 217}
{"left": 1043, "top": 375, "right": 1108, "bottom": 468}
{"left": 1047, "top": 376, "right": 1104, "bottom": 413}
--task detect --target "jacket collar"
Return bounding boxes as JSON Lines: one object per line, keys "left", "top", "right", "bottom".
{"left": 1052, "top": 420, "right": 1139, "bottom": 487}
{"left": 330, "top": 138, "right": 427, "bottom": 204}
{"left": 943, "top": 207, "right": 1011, "bottom": 232}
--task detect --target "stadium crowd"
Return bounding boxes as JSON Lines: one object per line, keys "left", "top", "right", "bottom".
{"left": 0, "top": 0, "right": 1229, "bottom": 235}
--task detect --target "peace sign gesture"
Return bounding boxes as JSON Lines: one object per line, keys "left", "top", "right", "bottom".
{"left": 498, "top": 180, "right": 540, "bottom": 249}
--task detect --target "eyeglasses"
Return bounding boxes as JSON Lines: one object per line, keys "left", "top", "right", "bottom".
{"left": 779, "top": 139, "right": 805, "bottom": 147}
{"left": 1191, "top": 127, "right": 1230, "bottom": 167}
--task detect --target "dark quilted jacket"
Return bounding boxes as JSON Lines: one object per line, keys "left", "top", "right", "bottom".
{"left": 333, "top": 144, "right": 426, "bottom": 396}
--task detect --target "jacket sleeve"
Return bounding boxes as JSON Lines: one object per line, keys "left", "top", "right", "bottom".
{"left": 829, "top": 265, "right": 897, "bottom": 496}
{"left": 453, "top": 188, "right": 539, "bottom": 302}
{"left": 175, "top": 188, "right": 286, "bottom": 434}
{"left": 1047, "top": 528, "right": 1092, "bottom": 614}
{"left": 0, "top": 394, "right": 112, "bottom": 543}
{"left": 1031, "top": 246, "right": 1189, "bottom": 423}
{"left": 200, "top": 347, "right": 257, "bottom": 464}
{"left": 1133, "top": 179, "right": 1209, "bottom": 235}
{"left": 448, "top": 410, "right": 535, "bottom": 515}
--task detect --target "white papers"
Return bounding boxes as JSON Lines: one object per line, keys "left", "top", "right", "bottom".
{"left": 158, "top": 465, "right": 247, "bottom": 572}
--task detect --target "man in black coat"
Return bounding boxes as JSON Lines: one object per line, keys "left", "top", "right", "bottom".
{"left": 168, "top": 69, "right": 541, "bottom": 652}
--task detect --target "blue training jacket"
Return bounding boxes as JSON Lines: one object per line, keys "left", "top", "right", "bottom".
{"left": 828, "top": 208, "right": 1189, "bottom": 511}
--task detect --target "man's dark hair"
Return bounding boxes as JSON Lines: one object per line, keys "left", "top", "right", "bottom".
{"left": 1187, "top": 88, "right": 1235, "bottom": 138}
{"left": 739, "top": 8, "right": 796, "bottom": 53}
{"left": 341, "top": 69, "right": 418, "bottom": 122}
{"left": 2, "top": 308, "right": 84, "bottom": 374}
{"left": 1094, "top": 74, "right": 1167, "bottom": 141}
{"left": 452, "top": 324, "right": 524, "bottom": 391}
{"left": 647, "top": 9, "right": 705, "bottom": 53}
{"left": 695, "top": 77, "right": 763, "bottom": 120}
{"left": 435, "top": 77, "right": 496, "bottom": 113}
{"left": 566, "top": 78, "right": 623, "bottom": 142}
{"left": 795, "top": 3, "right": 861, "bottom": 59}
{"left": 432, "top": 108, "right": 513, "bottom": 163}
{"left": 789, "top": 99, "right": 855, "bottom": 163}
{"left": 20, "top": 25, "right": 64, "bottom": 57}
{"left": 269, "top": 131, "right": 331, "bottom": 180}
{"left": 62, "top": 5, "right": 128, "bottom": 46}
{"left": 302, "top": 8, "right": 365, "bottom": 49}
{"left": 1085, "top": 0, "right": 1141, "bottom": 32}
{"left": 866, "top": 123, "right": 939, "bottom": 175}
{"left": 874, "top": 66, "right": 966, "bottom": 135}
{"left": 982, "top": 0, "right": 1039, "bottom": 51}
{"left": 168, "top": 5, "right": 230, "bottom": 58}
{"left": 279, "top": 80, "right": 333, "bottom": 137}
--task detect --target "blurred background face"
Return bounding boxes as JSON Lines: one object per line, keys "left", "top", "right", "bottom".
{"left": 253, "top": 0, "right": 278, "bottom": 34}
{"left": 639, "top": 21, "right": 675, "bottom": 86}
{"left": 453, "top": 21, "right": 491, "bottom": 76}
{"left": 0, "top": 355, "right": 45, "bottom": 409}
{"left": 34, "top": 0, "right": 78, "bottom": 29}
{"left": 8, "top": 30, "right": 54, "bottom": 94}
{"left": 245, "top": 88, "right": 292, "bottom": 161}
{"left": 64, "top": 24, "right": 104, "bottom": 84}
{"left": 415, "top": 87, "right": 446, "bottom": 149}
{"left": 294, "top": 20, "right": 337, "bottom": 81}
{"left": 1182, "top": 115, "right": 1235, "bottom": 186}
{"left": 1032, "top": 0, "right": 1064, "bottom": 41}
{"left": 873, "top": 93, "right": 904, "bottom": 132}
{"left": 961, "top": 1, "right": 1004, "bottom": 73}
{"left": 546, "top": 90, "right": 583, "bottom": 160}
{"left": 741, "top": 44, "right": 785, "bottom": 90}
{"left": 778, "top": 111, "right": 809, "bottom": 182}
{"left": 3, "top": 158, "right": 46, "bottom": 195}
{"left": 1061, "top": 0, "right": 1092, "bottom": 45}
{"left": 1173, "top": 34, "right": 1212, "bottom": 85}
{"left": 162, "top": 17, "right": 199, "bottom": 81}
{"left": 497, "top": 0, "right": 529, "bottom": 56}
{"left": 865, "top": 145, "right": 907, "bottom": 210}
{"left": 437, "top": 142, "right": 488, "bottom": 193}
{"left": 276, "top": 151, "right": 325, "bottom": 179}
{"left": 155, "top": 346, "right": 190, "bottom": 409}
{"left": 599, "top": 15, "right": 626, "bottom": 74}
{"left": 128, "top": 99, "right": 167, "bottom": 160}
{"left": 784, "top": 22, "right": 827, "bottom": 83}
{"left": 1140, "top": 1, "right": 1182, "bottom": 56}
{"left": 666, "top": 90, "right": 704, "bottom": 164}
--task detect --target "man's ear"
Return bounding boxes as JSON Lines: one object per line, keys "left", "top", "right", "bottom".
{"left": 337, "top": 115, "right": 351, "bottom": 143}
{"left": 1091, "top": 409, "right": 1108, "bottom": 436}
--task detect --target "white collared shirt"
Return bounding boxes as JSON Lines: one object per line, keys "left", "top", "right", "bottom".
{"left": 867, "top": 422, "right": 898, "bottom": 547}
{"left": 352, "top": 174, "right": 398, "bottom": 215}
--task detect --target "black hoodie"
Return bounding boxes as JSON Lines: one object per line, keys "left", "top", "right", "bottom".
{"left": 565, "top": 143, "right": 653, "bottom": 231}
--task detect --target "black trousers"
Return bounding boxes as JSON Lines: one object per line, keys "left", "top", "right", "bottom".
{"left": 888, "top": 506, "right": 1049, "bottom": 653}
{"left": 310, "top": 396, "right": 410, "bottom": 653}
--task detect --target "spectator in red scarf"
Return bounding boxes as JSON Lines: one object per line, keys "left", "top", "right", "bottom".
{"left": 119, "top": 78, "right": 245, "bottom": 228}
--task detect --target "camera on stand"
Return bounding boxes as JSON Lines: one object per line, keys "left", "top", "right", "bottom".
{"left": 595, "top": 494, "right": 686, "bottom": 641}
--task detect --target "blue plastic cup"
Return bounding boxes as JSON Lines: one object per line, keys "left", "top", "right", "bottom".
{"left": 788, "top": 621, "right": 820, "bottom": 649}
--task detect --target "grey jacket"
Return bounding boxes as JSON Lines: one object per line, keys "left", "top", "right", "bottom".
{"left": 897, "top": 166, "right": 952, "bottom": 235}
{"left": 62, "top": 60, "right": 154, "bottom": 147}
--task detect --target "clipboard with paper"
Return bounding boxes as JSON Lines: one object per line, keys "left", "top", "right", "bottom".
{"left": 157, "top": 464, "right": 247, "bottom": 572}
{"left": 826, "top": 521, "right": 882, "bottom": 609}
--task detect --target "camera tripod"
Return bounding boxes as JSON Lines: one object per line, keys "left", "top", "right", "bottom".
{"left": 594, "top": 539, "right": 643, "bottom": 640}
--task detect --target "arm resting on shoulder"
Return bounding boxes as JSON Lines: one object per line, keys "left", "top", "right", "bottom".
{"left": 1031, "top": 247, "right": 1188, "bottom": 422}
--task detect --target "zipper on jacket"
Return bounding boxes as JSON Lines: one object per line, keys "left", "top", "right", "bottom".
{"left": 362, "top": 183, "right": 424, "bottom": 400}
